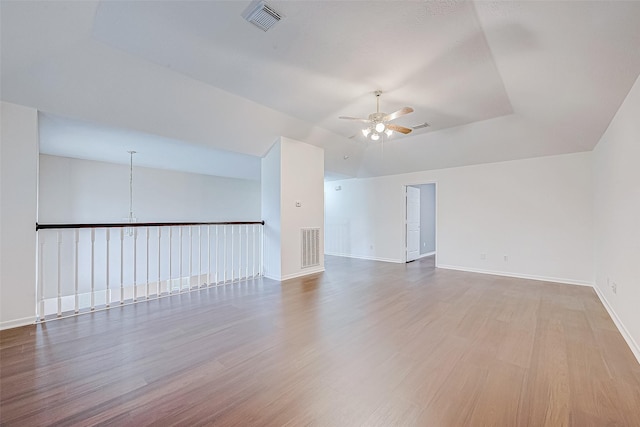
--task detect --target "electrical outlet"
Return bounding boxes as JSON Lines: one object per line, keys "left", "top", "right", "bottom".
{"left": 612, "top": 282, "right": 617, "bottom": 294}
{"left": 503, "top": 255, "right": 508, "bottom": 262}
{"left": 480, "top": 253, "right": 486, "bottom": 260}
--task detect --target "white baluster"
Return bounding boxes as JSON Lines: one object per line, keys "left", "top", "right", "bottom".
{"left": 157, "top": 227, "right": 161, "bottom": 297}
{"left": 198, "top": 225, "right": 202, "bottom": 288}
{"left": 106, "top": 229, "right": 110, "bottom": 308}
{"left": 57, "top": 231, "right": 62, "bottom": 317}
{"left": 207, "top": 225, "right": 211, "bottom": 286}
{"left": 146, "top": 227, "right": 150, "bottom": 299}
{"left": 169, "top": 227, "right": 173, "bottom": 293}
{"left": 188, "top": 226, "right": 193, "bottom": 290}
{"left": 238, "top": 225, "right": 242, "bottom": 281}
{"left": 260, "top": 223, "right": 264, "bottom": 276}
{"left": 252, "top": 225, "right": 256, "bottom": 278}
{"left": 75, "top": 229, "right": 80, "bottom": 312}
{"left": 120, "top": 228, "right": 124, "bottom": 304}
{"left": 246, "top": 224, "right": 249, "bottom": 280}
{"left": 223, "top": 225, "right": 227, "bottom": 283}
{"left": 231, "top": 225, "right": 235, "bottom": 283}
{"left": 215, "top": 225, "right": 219, "bottom": 284}
{"left": 179, "top": 227, "right": 183, "bottom": 291}
{"left": 133, "top": 228, "right": 138, "bottom": 302}
{"left": 38, "top": 234, "right": 45, "bottom": 321}
{"left": 90, "top": 228, "right": 95, "bottom": 310}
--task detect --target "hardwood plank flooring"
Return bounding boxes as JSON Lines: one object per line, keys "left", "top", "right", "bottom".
{"left": 1, "top": 255, "right": 639, "bottom": 426}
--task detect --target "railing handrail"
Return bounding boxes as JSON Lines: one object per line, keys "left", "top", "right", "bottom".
{"left": 36, "top": 221, "right": 265, "bottom": 231}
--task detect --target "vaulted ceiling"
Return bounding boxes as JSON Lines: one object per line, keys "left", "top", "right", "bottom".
{"left": 2, "top": 1, "right": 640, "bottom": 179}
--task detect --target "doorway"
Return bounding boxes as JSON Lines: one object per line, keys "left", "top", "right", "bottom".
{"left": 405, "top": 183, "right": 436, "bottom": 263}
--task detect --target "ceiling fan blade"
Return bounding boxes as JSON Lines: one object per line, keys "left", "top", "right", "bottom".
{"left": 386, "top": 124, "right": 412, "bottom": 135}
{"left": 383, "top": 107, "right": 414, "bottom": 122}
{"left": 339, "top": 116, "right": 372, "bottom": 123}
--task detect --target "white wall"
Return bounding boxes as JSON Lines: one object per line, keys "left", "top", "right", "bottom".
{"left": 417, "top": 184, "right": 436, "bottom": 255}
{"left": 39, "top": 155, "right": 260, "bottom": 223}
{"left": 261, "top": 137, "right": 324, "bottom": 281}
{"left": 1, "top": 102, "right": 39, "bottom": 329}
{"left": 325, "top": 152, "right": 593, "bottom": 285}
{"left": 261, "top": 141, "right": 282, "bottom": 280}
{"left": 593, "top": 74, "right": 640, "bottom": 361}
{"left": 280, "top": 137, "right": 324, "bottom": 280}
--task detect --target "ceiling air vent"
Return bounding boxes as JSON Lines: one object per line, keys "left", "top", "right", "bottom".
{"left": 242, "top": 1, "right": 283, "bottom": 32}
{"left": 412, "top": 122, "right": 431, "bottom": 130}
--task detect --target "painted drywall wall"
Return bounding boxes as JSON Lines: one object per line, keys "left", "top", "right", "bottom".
{"left": 39, "top": 155, "right": 260, "bottom": 223}
{"left": 279, "top": 137, "right": 324, "bottom": 280}
{"left": 593, "top": 74, "right": 640, "bottom": 361}
{"left": 325, "top": 152, "right": 593, "bottom": 285}
{"left": 1, "top": 102, "right": 39, "bottom": 329}
{"left": 417, "top": 184, "right": 436, "bottom": 255}
{"left": 261, "top": 137, "right": 324, "bottom": 281}
{"left": 261, "top": 141, "right": 282, "bottom": 280}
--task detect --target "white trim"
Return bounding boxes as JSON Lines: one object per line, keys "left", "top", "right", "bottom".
{"left": 325, "top": 252, "right": 403, "bottom": 264}
{"left": 281, "top": 267, "right": 325, "bottom": 281}
{"left": 593, "top": 285, "right": 640, "bottom": 365}
{"left": 436, "top": 264, "right": 593, "bottom": 287}
{"left": 417, "top": 251, "right": 436, "bottom": 259}
{"left": 265, "top": 266, "right": 326, "bottom": 282}
{"left": 402, "top": 181, "right": 438, "bottom": 265}
{"left": 0, "top": 316, "right": 36, "bottom": 331}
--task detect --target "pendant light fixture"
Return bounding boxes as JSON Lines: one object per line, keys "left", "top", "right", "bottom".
{"left": 125, "top": 150, "right": 137, "bottom": 236}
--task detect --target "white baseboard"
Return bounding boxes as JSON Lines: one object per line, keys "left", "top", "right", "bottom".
{"left": 281, "top": 267, "right": 325, "bottom": 281}
{"left": 265, "top": 267, "right": 326, "bottom": 282}
{"left": 593, "top": 285, "right": 640, "bottom": 365}
{"left": 325, "top": 252, "right": 403, "bottom": 264}
{"left": 436, "top": 264, "right": 593, "bottom": 287}
{"left": 0, "top": 316, "right": 36, "bottom": 331}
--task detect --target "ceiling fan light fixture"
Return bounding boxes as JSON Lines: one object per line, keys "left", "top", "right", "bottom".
{"left": 339, "top": 91, "right": 414, "bottom": 141}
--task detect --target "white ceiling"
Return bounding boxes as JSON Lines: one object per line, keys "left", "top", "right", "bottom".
{"left": 2, "top": 1, "right": 640, "bottom": 179}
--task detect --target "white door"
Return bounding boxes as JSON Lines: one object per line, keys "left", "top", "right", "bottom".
{"left": 406, "top": 186, "right": 421, "bottom": 262}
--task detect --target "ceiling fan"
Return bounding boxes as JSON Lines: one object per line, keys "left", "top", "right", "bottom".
{"left": 339, "top": 91, "right": 414, "bottom": 141}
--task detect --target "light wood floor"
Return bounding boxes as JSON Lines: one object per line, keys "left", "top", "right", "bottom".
{"left": 1, "top": 256, "right": 639, "bottom": 426}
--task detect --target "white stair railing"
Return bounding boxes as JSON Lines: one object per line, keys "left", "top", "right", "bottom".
{"left": 35, "top": 221, "right": 264, "bottom": 321}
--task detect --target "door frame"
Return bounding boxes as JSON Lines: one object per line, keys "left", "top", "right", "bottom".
{"left": 403, "top": 182, "right": 438, "bottom": 265}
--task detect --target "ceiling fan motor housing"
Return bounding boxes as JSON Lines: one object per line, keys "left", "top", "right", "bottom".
{"left": 368, "top": 112, "right": 386, "bottom": 122}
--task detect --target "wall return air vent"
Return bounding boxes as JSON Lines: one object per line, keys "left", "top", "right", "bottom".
{"left": 301, "top": 228, "right": 320, "bottom": 269}
{"left": 242, "top": 1, "right": 283, "bottom": 32}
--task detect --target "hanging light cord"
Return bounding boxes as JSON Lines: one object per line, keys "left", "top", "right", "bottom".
{"left": 128, "top": 151, "right": 136, "bottom": 222}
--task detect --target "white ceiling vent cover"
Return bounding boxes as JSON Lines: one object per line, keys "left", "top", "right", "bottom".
{"left": 242, "top": 1, "right": 283, "bottom": 32}
{"left": 412, "top": 122, "right": 431, "bottom": 130}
